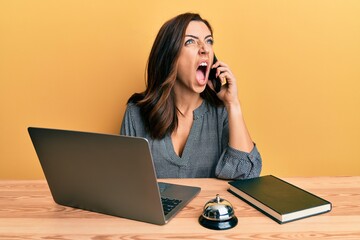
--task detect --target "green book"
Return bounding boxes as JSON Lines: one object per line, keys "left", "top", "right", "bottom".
{"left": 228, "top": 175, "right": 332, "bottom": 224}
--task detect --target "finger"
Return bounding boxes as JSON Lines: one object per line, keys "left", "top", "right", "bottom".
{"left": 215, "top": 66, "right": 233, "bottom": 77}
{"left": 212, "top": 60, "right": 229, "bottom": 69}
{"left": 217, "top": 74, "right": 227, "bottom": 86}
{"left": 218, "top": 72, "right": 235, "bottom": 87}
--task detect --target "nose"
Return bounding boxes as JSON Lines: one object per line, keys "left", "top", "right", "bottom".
{"left": 199, "top": 42, "right": 210, "bottom": 55}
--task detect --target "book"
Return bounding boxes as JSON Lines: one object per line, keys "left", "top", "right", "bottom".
{"left": 228, "top": 175, "right": 332, "bottom": 224}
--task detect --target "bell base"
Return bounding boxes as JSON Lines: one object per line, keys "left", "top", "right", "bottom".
{"left": 198, "top": 215, "right": 238, "bottom": 230}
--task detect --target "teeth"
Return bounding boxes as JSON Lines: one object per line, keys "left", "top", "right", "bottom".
{"left": 199, "top": 62, "right": 207, "bottom": 67}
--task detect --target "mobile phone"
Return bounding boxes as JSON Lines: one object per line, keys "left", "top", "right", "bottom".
{"left": 209, "top": 55, "right": 222, "bottom": 93}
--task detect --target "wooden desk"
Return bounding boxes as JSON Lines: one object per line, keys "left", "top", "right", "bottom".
{"left": 0, "top": 177, "right": 359, "bottom": 239}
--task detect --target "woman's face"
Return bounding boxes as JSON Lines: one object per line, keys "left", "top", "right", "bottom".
{"left": 175, "top": 20, "right": 214, "bottom": 94}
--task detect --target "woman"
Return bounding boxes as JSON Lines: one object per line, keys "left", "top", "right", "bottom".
{"left": 121, "top": 13, "right": 262, "bottom": 180}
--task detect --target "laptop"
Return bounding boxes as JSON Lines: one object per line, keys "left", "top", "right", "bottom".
{"left": 28, "top": 127, "right": 201, "bottom": 225}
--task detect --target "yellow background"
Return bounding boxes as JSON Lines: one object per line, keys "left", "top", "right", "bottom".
{"left": 1, "top": 1, "right": 359, "bottom": 179}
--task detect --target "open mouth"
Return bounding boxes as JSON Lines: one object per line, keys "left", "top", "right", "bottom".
{"left": 196, "top": 62, "right": 208, "bottom": 85}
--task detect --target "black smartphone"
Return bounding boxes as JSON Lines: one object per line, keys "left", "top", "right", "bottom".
{"left": 209, "top": 55, "right": 222, "bottom": 93}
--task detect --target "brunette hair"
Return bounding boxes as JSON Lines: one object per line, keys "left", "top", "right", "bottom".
{"left": 128, "top": 12, "right": 222, "bottom": 139}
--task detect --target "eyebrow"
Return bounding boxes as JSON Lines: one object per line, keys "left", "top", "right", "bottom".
{"left": 185, "top": 34, "right": 213, "bottom": 40}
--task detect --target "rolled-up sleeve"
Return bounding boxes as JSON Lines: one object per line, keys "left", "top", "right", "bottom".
{"left": 215, "top": 144, "right": 262, "bottom": 180}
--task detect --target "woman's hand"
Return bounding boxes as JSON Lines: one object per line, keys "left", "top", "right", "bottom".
{"left": 209, "top": 59, "right": 254, "bottom": 153}
{"left": 209, "top": 60, "right": 240, "bottom": 108}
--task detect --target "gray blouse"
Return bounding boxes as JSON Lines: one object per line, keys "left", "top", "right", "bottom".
{"left": 120, "top": 100, "right": 262, "bottom": 180}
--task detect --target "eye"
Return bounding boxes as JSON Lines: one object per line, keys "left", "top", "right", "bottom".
{"left": 185, "top": 39, "right": 195, "bottom": 46}
{"left": 206, "top": 38, "right": 214, "bottom": 45}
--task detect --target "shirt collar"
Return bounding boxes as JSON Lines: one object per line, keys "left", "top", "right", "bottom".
{"left": 193, "top": 100, "right": 209, "bottom": 120}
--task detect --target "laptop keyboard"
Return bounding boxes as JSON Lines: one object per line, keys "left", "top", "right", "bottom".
{"left": 161, "top": 197, "right": 182, "bottom": 215}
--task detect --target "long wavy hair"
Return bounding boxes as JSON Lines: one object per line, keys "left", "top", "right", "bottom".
{"left": 128, "top": 13, "right": 222, "bottom": 139}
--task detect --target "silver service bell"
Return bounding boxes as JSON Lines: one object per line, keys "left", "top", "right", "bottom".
{"left": 199, "top": 194, "right": 238, "bottom": 230}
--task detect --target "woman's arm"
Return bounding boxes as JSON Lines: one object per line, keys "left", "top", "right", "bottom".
{"left": 226, "top": 100, "right": 254, "bottom": 152}
{"left": 211, "top": 60, "right": 254, "bottom": 153}
{"left": 210, "top": 59, "right": 262, "bottom": 179}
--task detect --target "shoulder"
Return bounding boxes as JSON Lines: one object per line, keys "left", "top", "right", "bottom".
{"left": 124, "top": 102, "right": 144, "bottom": 126}
{"left": 122, "top": 101, "right": 148, "bottom": 136}
{"left": 124, "top": 101, "right": 142, "bottom": 120}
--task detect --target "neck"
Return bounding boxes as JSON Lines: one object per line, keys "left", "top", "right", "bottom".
{"left": 175, "top": 93, "right": 203, "bottom": 117}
